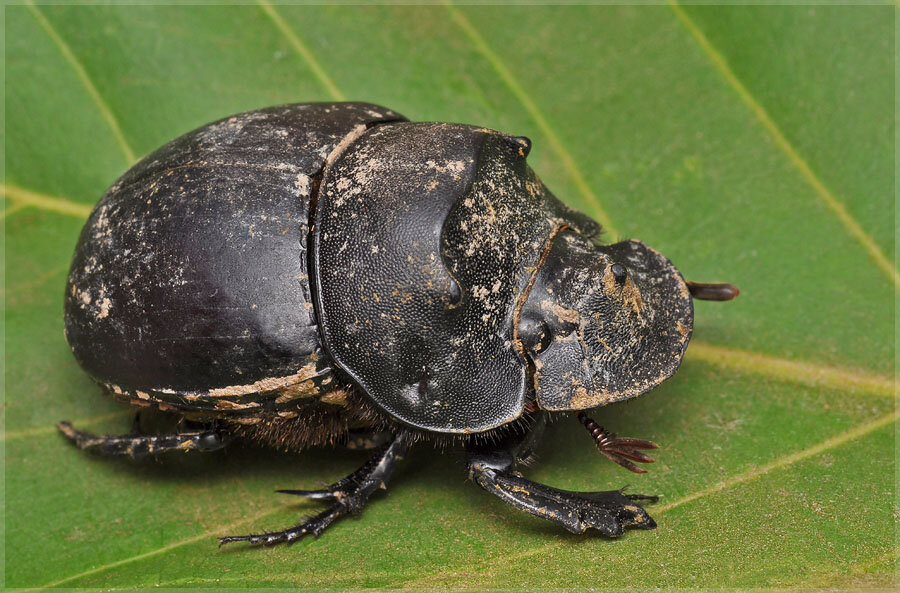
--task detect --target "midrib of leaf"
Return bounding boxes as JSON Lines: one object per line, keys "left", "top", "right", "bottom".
{"left": 668, "top": 0, "right": 899, "bottom": 291}
{"left": 29, "top": 407, "right": 895, "bottom": 590}
{"left": 26, "top": 2, "right": 135, "bottom": 165}
{"left": 400, "top": 408, "right": 899, "bottom": 589}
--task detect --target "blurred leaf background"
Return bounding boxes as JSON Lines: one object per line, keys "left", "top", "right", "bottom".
{"left": 3, "top": 3, "right": 896, "bottom": 590}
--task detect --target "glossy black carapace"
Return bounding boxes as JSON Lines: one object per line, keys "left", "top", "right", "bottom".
{"left": 60, "top": 102, "right": 738, "bottom": 545}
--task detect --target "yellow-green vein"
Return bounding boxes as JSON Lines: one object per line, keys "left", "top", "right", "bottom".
{"left": 257, "top": 0, "right": 346, "bottom": 102}
{"left": 669, "top": 1, "right": 899, "bottom": 291}
{"left": 1, "top": 183, "right": 92, "bottom": 219}
{"left": 784, "top": 547, "right": 899, "bottom": 591}
{"left": 2, "top": 202, "right": 28, "bottom": 220}
{"left": 3, "top": 410, "right": 132, "bottom": 443}
{"left": 26, "top": 408, "right": 896, "bottom": 590}
{"left": 653, "top": 407, "right": 897, "bottom": 512}
{"left": 5, "top": 334, "right": 894, "bottom": 445}
{"left": 687, "top": 342, "right": 898, "bottom": 399}
{"left": 3, "top": 262, "right": 69, "bottom": 298}
{"left": 25, "top": 500, "right": 300, "bottom": 592}
{"left": 2, "top": 258, "right": 894, "bottom": 447}
{"left": 26, "top": 1, "right": 136, "bottom": 164}
{"left": 445, "top": 2, "right": 618, "bottom": 236}
{"left": 400, "top": 407, "right": 898, "bottom": 588}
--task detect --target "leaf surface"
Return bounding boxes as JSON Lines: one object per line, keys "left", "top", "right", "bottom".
{"left": 4, "top": 4, "right": 895, "bottom": 590}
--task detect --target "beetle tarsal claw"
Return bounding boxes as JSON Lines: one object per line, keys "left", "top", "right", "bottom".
{"left": 218, "top": 507, "right": 343, "bottom": 547}
{"left": 219, "top": 434, "right": 407, "bottom": 547}
{"left": 576, "top": 412, "right": 659, "bottom": 474}
{"left": 275, "top": 488, "right": 337, "bottom": 501}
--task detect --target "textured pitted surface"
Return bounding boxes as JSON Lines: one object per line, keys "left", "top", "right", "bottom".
{"left": 315, "top": 124, "right": 599, "bottom": 432}
{"left": 64, "top": 103, "right": 403, "bottom": 406}
{"left": 522, "top": 232, "right": 694, "bottom": 411}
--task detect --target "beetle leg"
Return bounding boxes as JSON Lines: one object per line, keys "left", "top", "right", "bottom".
{"left": 576, "top": 412, "right": 659, "bottom": 473}
{"left": 466, "top": 427, "right": 657, "bottom": 536}
{"left": 57, "top": 421, "right": 229, "bottom": 459}
{"left": 219, "top": 433, "right": 408, "bottom": 547}
{"left": 274, "top": 456, "right": 378, "bottom": 501}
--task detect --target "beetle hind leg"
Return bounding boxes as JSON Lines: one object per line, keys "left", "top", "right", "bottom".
{"left": 466, "top": 421, "right": 657, "bottom": 537}
{"left": 218, "top": 433, "right": 408, "bottom": 547}
{"left": 57, "top": 421, "right": 229, "bottom": 458}
{"left": 468, "top": 459, "right": 657, "bottom": 536}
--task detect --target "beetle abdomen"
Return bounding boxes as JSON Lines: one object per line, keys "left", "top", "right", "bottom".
{"left": 64, "top": 103, "right": 405, "bottom": 407}
{"left": 99, "top": 362, "right": 350, "bottom": 423}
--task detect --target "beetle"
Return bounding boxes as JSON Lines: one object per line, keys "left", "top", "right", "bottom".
{"left": 60, "top": 102, "right": 738, "bottom": 545}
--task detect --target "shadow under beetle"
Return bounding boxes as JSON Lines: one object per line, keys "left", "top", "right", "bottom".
{"left": 60, "top": 102, "right": 738, "bottom": 545}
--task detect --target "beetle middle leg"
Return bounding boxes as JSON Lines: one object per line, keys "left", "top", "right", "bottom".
{"left": 218, "top": 433, "right": 408, "bottom": 547}
{"left": 466, "top": 414, "right": 657, "bottom": 536}
{"left": 57, "top": 420, "right": 229, "bottom": 459}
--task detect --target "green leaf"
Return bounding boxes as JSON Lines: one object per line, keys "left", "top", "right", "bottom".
{"left": 4, "top": 4, "right": 895, "bottom": 589}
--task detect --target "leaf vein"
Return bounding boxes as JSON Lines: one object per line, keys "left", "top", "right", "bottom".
{"left": 2, "top": 202, "right": 28, "bottom": 220}
{"left": 26, "top": 501, "right": 300, "bottom": 591}
{"left": 5, "top": 339, "right": 894, "bottom": 445}
{"left": 256, "top": 0, "right": 346, "bottom": 102}
{"left": 687, "top": 342, "right": 897, "bottom": 399}
{"left": 24, "top": 410, "right": 897, "bottom": 589}
{"left": 3, "top": 410, "right": 131, "bottom": 443}
{"left": 26, "top": 2, "right": 136, "bottom": 164}
{"left": 668, "top": 1, "right": 899, "bottom": 290}
{"left": 399, "top": 408, "right": 899, "bottom": 587}
{"left": 1, "top": 183, "right": 93, "bottom": 219}
{"left": 444, "top": 2, "right": 617, "bottom": 236}
{"left": 795, "top": 546, "right": 899, "bottom": 589}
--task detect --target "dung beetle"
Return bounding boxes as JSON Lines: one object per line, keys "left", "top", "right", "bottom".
{"left": 60, "top": 102, "right": 738, "bottom": 545}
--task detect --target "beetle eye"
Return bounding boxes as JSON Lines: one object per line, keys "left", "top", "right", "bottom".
{"left": 520, "top": 318, "right": 552, "bottom": 355}
{"left": 611, "top": 263, "right": 627, "bottom": 285}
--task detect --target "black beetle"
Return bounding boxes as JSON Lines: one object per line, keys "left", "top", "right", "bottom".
{"left": 60, "top": 102, "right": 738, "bottom": 545}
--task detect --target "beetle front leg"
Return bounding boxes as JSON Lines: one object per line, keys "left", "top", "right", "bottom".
{"left": 218, "top": 433, "right": 408, "bottom": 547}
{"left": 466, "top": 421, "right": 657, "bottom": 536}
{"left": 57, "top": 421, "right": 229, "bottom": 458}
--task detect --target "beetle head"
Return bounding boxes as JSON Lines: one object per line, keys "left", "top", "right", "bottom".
{"left": 518, "top": 231, "right": 693, "bottom": 411}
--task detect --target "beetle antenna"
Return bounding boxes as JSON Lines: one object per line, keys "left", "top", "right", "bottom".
{"left": 575, "top": 411, "right": 658, "bottom": 474}
{"left": 686, "top": 281, "right": 739, "bottom": 301}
